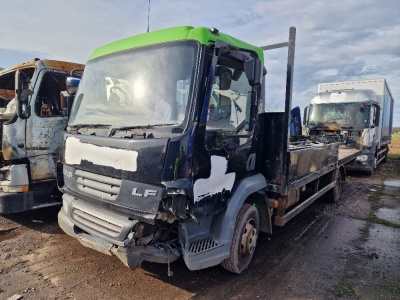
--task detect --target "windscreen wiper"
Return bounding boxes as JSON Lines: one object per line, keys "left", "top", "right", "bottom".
{"left": 68, "top": 124, "right": 112, "bottom": 129}
{"left": 109, "top": 125, "right": 154, "bottom": 137}
{"left": 109, "top": 123, "right": 181, "bottom": 137}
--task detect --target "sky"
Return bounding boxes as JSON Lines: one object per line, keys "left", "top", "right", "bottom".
{"left": 1, "top": 0, "right": 399, "bottom": 126}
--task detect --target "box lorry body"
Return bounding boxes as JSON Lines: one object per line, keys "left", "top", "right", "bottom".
{"left": 0, "top": 59, "right": 84, "bottom": 213}
{"left": 307, "top": 79, "right": 394, "bottom": 174}
{"left": 58, "top": 26, "right": 360, "bottom": 274}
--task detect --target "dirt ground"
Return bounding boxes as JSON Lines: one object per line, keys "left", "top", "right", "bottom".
{"left": 1, "top": 160, "right": 400, "bottom": 300}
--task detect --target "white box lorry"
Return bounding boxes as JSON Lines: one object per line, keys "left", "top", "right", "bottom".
{"left": 305, "top": 79, "right": 394, "bottom": 174}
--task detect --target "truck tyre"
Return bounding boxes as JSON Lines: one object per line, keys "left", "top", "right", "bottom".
{"left": 221, "top": 203, "right": 259, "bottom": 274}
{"left": 366, "top": 153, "right": 377, "bottom": 175}
{"left": 326, "top": 170, "right": 341, "bottom": 203}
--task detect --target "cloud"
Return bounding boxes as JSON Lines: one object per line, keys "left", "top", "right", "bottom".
{"left": 1, "top": 0, "right": 399, "bottom": 125}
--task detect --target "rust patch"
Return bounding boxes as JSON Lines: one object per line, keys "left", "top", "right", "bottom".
{"left": 41, "top": 60, "right": 85, "bottom": 73}
{"left": 0, "top": 60, "right": 84, "bottom": 77}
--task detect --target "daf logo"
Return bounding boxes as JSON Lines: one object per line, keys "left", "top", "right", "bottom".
{"left": 63, "top": 169, "right": 73, "bottom": 178}
{"left": 132, "top": 188, "right": 158, "bottom": 197}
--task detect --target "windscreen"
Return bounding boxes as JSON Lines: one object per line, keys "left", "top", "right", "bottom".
{"left": 69, "top": 41, "right": 198, "bottom": 130}
{"left": 308, "top": 102, "right": 370, "bottom": 126}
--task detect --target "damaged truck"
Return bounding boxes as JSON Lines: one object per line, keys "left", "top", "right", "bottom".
{"left": 305, "top": 79, "right": 394, "bottom": 174}
{"left": 0, "top": 59, "right": 84, "bottom": 213}
{"left": 58, "top": 26, "right": 361, "bottom": 274}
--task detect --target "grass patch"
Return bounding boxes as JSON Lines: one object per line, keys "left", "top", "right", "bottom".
{"left": 366, "top": 212, "right": 400, "bottom": 229}
{"left": 388, "top": 134, "right": 400, "bottom": 159}
{"left": 358, "top": 224, "right": 371, "bottom": 240}
{"left": 388, "top": 153, "right": 400, "bottom": 160}
{"left": 367, "top": 186, "right": 384, "bottom": 203}
{"left": 336, "top": 284, "right": 355, "bottom": 295}
{"left": 359, "top": 225, "right": 369, "bottom": 235}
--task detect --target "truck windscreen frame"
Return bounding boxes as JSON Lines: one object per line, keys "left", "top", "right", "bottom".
{"left": 308, "top": 102, "right": 370, "bottom": 127}
{"left": 68, "top": 41, "right": 200, "bottom": 134}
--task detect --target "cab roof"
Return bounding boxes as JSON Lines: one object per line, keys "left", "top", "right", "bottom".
{"left": 89, "top": 26, "right": 264, "bottom": 62}
{"left": 0, "top": 59, "right": 84, "bottom": 75}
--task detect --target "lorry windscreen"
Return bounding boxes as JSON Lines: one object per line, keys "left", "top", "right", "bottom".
{"left": 68, "top": 41, "right": 198, "bottom": 134}
{"left": 308, "top": 102, "right": 369, "bottom": 126}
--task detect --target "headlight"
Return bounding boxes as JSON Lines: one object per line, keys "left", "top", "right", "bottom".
{"left": 0, "top": 185, "right": 29, "bottom": 192}
{"left": 356, "top": 155, "right": 368, "bottom": 162}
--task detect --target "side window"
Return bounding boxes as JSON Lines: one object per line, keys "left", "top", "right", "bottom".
{"left": 36, "top": 72, "right": 68, "bottom": 117}
{"left": 206, "top": 65, "right": 251, "bottom": 130}
{"left": 0, "top": 67, "right": 35, "bottom": 116}
{"left": 176, "top": 79, "right": 190, "bottom": 122}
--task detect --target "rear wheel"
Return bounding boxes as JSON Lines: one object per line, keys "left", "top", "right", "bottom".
{"left": 221, "top": 203, "right": 259, "bottom": 274}
{"left": 326, "top": 170, "right": 341, "bottom": 203}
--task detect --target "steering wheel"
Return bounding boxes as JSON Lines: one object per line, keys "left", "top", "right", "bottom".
{"left": 109, "top": 86, "right": 129, "bottom": 105}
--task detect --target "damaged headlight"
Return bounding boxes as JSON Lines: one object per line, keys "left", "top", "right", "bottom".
{"left": 356, "top": 155, "right": 368, "bottom": 162}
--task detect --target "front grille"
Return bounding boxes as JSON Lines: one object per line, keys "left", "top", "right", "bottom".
{"left": 70, "top": 200, "right": 137, "bottom": 241}
{"left": 188, "top": 237, "right": 221, "bottom": 254}
{"left": 75, "top": 169, "right": 121, "bottom": 201}
{"left": 73, "top": 205, "right": 124, "bottom": 237}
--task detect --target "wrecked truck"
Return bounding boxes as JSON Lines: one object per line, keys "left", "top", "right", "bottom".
{"left": 305, "top": 79, "right": 394, "bottom": 175}
{"left": 0, "top": 59, "right": 84, "bottom": 213}
{"left": 58, "top": 26, "right": 361, "bottom": 274}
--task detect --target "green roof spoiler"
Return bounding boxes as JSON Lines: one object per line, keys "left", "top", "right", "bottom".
{"left": 89, "top": 26, "right": 264, "bottom": 62}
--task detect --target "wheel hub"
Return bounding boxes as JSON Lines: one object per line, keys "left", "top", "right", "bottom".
{"left": 240, "top": 220, "right": 258, "bottom": 256}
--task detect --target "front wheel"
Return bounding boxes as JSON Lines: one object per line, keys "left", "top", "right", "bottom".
{"left": 221, "top": 203, "right": 259, "bottom": 274}
{"left": 366, "top": 154, "right": 378, "bottom": 175}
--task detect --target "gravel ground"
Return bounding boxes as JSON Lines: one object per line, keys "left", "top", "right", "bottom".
{"left": 1, "top": 159, "right": 399, "bottom": 300}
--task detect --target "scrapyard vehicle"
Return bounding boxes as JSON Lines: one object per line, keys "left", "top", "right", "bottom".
{"left": 58, "top": 26, "right": 361, "bottom": 274}
{"left": 305, "top": 79, "right": 394, "bottom": 174}
{"left": 0, "top": 59, "right": 84, "bottom": 213}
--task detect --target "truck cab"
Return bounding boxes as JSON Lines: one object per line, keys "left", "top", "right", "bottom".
{"left": 305, "top": 80, "right": 394, "bottom": 174}
{"left": 0, "top": 59, "right": 84, "bottom": 213}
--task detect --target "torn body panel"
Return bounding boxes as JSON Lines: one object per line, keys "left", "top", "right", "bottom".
{"left": 2, "top": 119, "right": 26, "bottom": 160}
{"left": 0, "top": 59, "right": 85, "bottom": 213}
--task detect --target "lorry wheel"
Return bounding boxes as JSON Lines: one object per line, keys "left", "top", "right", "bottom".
{"left": 326, "top": 170, "right": 341, "bottom": 203}
{"left": 366, "top": 155, "right": 377, "bottom": 175}
{"left": 221, "top": 203, "right": 259, "bottom": 274}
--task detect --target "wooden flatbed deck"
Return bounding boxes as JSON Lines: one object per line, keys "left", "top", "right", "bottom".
{"left": 338, "top": 148, "right": 361, "bottom": 165}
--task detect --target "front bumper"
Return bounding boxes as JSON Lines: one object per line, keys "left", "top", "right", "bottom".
{"left": 58, "top": 196, "right": 181, "bottom": 269}
{"left": 345, "top": 153, "right": 375, "bottom": 172}
{"left": 0, "top": 191, "right": 34, "bottom": 214}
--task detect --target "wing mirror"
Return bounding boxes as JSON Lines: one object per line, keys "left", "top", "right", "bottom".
{"left": 15, "top": 70, "right": 33, "bottom": 119}
{"left": 303, "top": 106, "right": 309, "bottom": 125}
{"left": 66, "top": 77, "right": 81, "bottom": 95}
{"left": 244, "top": 58, "right": 264, "bottom": 86}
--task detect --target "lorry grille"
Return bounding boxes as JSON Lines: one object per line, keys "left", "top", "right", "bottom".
{"left": 70, "top": 200, "right": 137, "bottom": 242}
{"left": 188, "top": 237, "right": 221, "bottom": 254}
{"left": 72, "top": 205, "right": 124, "bottom": 238}
{"left": 75, "top": 169, "right": 121, "bottom": 201}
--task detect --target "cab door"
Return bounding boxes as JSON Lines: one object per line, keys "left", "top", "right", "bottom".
{"left": 25, "top": 69, "right": 69, "bottom": 180}
{"left": 193, "top": 46, "right": 263, "bottom": 215}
